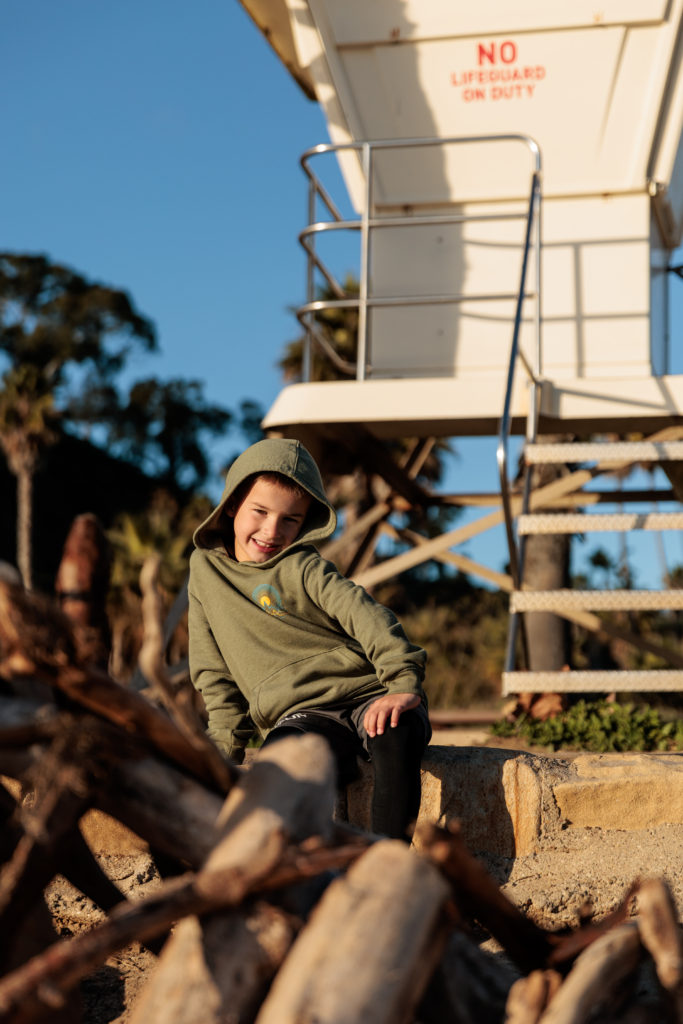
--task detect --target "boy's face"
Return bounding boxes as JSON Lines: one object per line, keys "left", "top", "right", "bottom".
{"left": 229, "top": 477, "right": 311, "bottom": 563}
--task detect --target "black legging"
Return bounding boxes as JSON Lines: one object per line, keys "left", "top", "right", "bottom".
{"left": 367, "top": 712, "right": 425, "bottom": 841}
{"left": 262, "top": 710, "right": 425, "bottom": 842}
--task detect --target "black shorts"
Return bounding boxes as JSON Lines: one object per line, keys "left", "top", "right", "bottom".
{"left": 269, "top": 695, "right": 431, "bottom": 762}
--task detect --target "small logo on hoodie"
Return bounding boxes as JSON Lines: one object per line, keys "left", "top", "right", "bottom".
{"left": 252, "top": 584, "right": 285, "bottom": 617}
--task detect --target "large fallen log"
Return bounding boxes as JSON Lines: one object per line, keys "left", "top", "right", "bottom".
{"left": 419, "top": 929, "right": 524, "bottom": 1024}
{"left": 0, "top": 703, "right": 225, "bottom": 871}
{"left": 636, "top": 878, "right": 683, "bottom": 1021}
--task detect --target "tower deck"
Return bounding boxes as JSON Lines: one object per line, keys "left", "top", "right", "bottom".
{"left": 263, "top": 374, "right": 683, "bottom": 444}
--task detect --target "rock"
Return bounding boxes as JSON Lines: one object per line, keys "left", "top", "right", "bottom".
{"left": 554, "top": 753, "right": 683, "bottom": 829}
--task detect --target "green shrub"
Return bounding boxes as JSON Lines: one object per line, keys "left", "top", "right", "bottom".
{"left": 490, "top": 699, "right": 683, "bottom": 753}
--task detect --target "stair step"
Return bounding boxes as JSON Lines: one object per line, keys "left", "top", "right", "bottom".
{"left": 502, "top": 670, "right": 683, "bottom": 695}
{"left": 517, "top": 511, "right": 683, "bottom": 534}
{"left": 510, "top": 589, "right": 683, "bottom": 612}
{"left": 525, "top": 440, "right": 683, "bottom": 464}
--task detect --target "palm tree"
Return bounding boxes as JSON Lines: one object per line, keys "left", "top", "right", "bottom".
{"left": 0, "top": 252, "right": 156, "bottom": 586}
{"left": 0, "top": 365, "right": 58, "bottom": 587}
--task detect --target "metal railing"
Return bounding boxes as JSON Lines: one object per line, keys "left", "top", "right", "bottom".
{"left": 298, "top": 134, "right": 542, "bottom": 382}
{"left": 494, "top": 166, "right": 543, "bottom": 672}
{"left": 297, "top": 134, "right": 543, "bottom": 670}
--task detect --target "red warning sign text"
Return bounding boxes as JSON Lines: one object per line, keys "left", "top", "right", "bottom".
{"left": 451, "top": 40, "right": 546, "bottom": 102}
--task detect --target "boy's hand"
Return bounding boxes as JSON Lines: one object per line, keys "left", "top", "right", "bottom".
{"left": 363, "top": 693, "right": 420, "bottom": 737}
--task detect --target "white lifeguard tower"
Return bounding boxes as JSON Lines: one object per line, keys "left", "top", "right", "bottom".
{"left": 240, "top": 0, "right": 683, "bottom": 695}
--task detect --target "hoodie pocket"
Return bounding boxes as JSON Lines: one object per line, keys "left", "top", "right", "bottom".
{"left": 253, "top": 644, "right": 372, "bottom": 727}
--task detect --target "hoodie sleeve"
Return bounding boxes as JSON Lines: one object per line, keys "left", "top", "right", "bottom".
{"left": 188, "top": 589, "right": 255, "bottom": 763}
{"left": 303, "top": 557, "right": 426, "bottom": 695}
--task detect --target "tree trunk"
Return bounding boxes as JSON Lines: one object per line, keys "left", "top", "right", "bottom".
{"left": 523, "top": 531, "right": 571, "bottom": 671}
{"left": 521, "top": 437, "right": 572, "bottom": 687}
{"left": 15, "top": 465, "right": 33, "bottom": 592}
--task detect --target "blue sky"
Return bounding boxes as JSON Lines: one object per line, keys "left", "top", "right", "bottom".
{"left": 2, "top": 1, "right": 327, "bottom": 424}
{"left": 3, "top": 0, "right": 683, "bottom": 587}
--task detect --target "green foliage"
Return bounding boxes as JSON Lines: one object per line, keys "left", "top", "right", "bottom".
{"left": 82, "top": 377, "right": 233, "bottom": 493}
{"left": 279, "top": 276, "right": 359, "bottom": 383}
{"left": 106, "top": 489, "right": 214, "bottom": 680}
{"left": 0, "top": 363, "right": 59, "bottom": 473}
{"left": 0, "top": 252, "right": 157, "bottom": 389}
{"left": 108, "top": 490, "right": 212, "bottom": 596}
{"left": 491, "top": 699, "right": 683, "bottom": 752}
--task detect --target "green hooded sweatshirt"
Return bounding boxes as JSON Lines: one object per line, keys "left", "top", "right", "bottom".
{"left": 188, "top": 437, "right": 427, "bottom": 763}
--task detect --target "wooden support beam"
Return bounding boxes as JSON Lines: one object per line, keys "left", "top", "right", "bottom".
{"left": 320, "top": 502, "right": 392, "bottom": 563}
{"left": 384, "top": 523, "right": 513, "bottom": 592}
{"left": 336, "top": 426, "right": 434, "bottom": 508}
{"left": 354, "top": 467, "right": 594, "bottom": 588}
{"left": 556, "top": 607, "right": 683, "bottom": 670}
{"left": 322, "top": 437, "right": 438, "bottom": 576}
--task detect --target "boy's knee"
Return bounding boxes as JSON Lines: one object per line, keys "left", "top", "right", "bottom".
{"left": 368, "top": 711, "right": 427, "bottom": 762}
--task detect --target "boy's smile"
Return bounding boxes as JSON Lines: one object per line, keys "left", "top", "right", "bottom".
{"left": 230, "top": 477, "right": 311, "bottom": 563}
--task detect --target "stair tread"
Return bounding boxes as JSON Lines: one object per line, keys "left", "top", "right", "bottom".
{"left": 511, "top": 589, "right": 683, "bottom": 611}
{"left": 502, "top": 669, "right": 683, "bottom": 694}
{"left": 525, "top": 440, "right": 683, "bottom": 464}
{"left": 517, "top": 511, "right": 683, "bottom": 534}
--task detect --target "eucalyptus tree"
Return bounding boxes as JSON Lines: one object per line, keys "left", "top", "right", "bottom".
{"left": 0, "top": 365, "right": 59, "bottom": 587}
{"left": 0, "top": 252, "right": 156, "bottom": 586}
{"left": 70, "top": 377, "right": 233, "bottom": 496}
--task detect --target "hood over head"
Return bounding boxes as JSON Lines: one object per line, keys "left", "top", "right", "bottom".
{"left": 193, "top": 438, "right": 337, "bottom": 555}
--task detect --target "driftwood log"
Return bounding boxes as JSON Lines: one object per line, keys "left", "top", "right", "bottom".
{"left": 126, "top": 906, "right": 295, "bottom": 1024}
{"left": 54, "top": 513, "right": 111, "bottom": 670}
{"left": 255, "top": 840, "right": 451, "bottom": 1024}
{"left": 0, "top": 571, "right": 682, "bottom": 1023}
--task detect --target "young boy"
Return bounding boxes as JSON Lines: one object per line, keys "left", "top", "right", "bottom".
{"left": 188, "top": 437, "right": 431, "bottom": 840}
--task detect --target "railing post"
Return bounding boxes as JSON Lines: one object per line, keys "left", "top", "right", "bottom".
{"left": 356, "top": 142, "right": 371, "bottom": 381}
{"left": 303, "top": 173, "right": 317, "bottom": 382}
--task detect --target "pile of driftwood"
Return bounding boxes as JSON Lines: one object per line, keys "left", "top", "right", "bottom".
{"left": 0, "top": 567, "right": 682, "bottom": 1024}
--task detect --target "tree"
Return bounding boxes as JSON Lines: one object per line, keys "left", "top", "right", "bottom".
{"left": 106, "top": 489, "right": 213, "bottom": 679}
{"left": 0, "top": 252, "right": 156, "bottom": 586}
{"left": 70, "top": 377, "right": 233, "bottom": 496}
{"left": 280, "top": 276, "right": 359, "bottom": 384}
{"left": 0, "top": 253, "right": 156, "bottom": 384}
{"left": 0, "top": 365, "right": 59, "bottom": 588}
